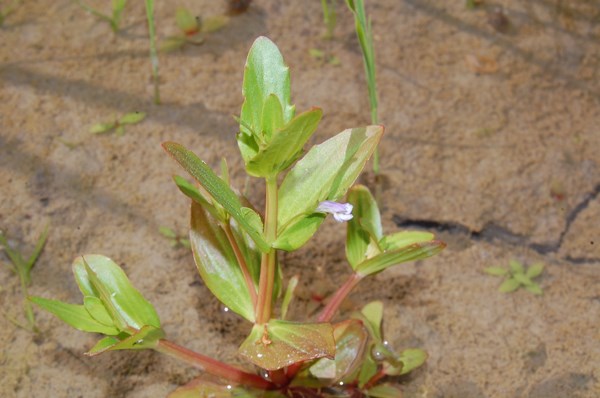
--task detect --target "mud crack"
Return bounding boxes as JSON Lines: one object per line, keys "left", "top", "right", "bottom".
{"left": 393, "top": 183, "right": 600, "bottom": 264}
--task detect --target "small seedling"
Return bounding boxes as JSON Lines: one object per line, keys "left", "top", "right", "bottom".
{"left": 144, "top": 0, "right": 160, "bottom": 104}
{"left": 466, "top": 0, "right": 484, "bottom": 9}
{"left": 309, "top": 48, "right": 340, "bottom": 66}
{"left": 161, "top": 8, "right": 228, "bottom": 52}
{"left": 158, "top": 226, "right": 190, "bottom": 249}
{"left": 0, "top": 0, "right": 21, "bottom": 26}
{"left": 32, "top": 37, "right": 446, "bottom": 397}
{"left": 321, "top": 0, "right": 337, "bottom": 40}
{"left": 346, "top": 0, "right": 380, "bottom": 174}
{"left": 90, "top": 112, "right": 146, "bottom": 136}
{"left": 485, "top": 260, "right": 544, "bottom": 295}
{"left": 74, "top": 0, "right": 127, "bottom": 33}
{"left": 0, "top": 226, "right": 49, "bottom": 332}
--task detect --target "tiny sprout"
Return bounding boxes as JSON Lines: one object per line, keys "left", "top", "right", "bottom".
{"left": 484, "top": 260, "right": 544, "bottom": 295}
{"left": 158, "top": 226, "right": 190, "bottom": 249}
{"left": 0, "top": 226, "right": 49, "bottom": 332}
{"left": 74, "top": 0, "right": 127, "bottom": 33}
{"left": 161, "top": 8, "right": 229, "bottom": 52}
{"left": 90, "top": 112, "right": 145, "bottom": 136}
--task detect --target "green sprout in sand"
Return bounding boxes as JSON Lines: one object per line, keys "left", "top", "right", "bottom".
{"left": 90, "top": 111, "right": 146, "bottom": 136}
{"left": 485, "top": 260, "right": 544, "bottom": 295}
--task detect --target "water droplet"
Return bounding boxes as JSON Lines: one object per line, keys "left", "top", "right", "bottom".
{"left": 257, "top": 353, "right": 263, "bottom": 358}
{"left": 223, "top": 307, "right": 229, "bottom": 312}
{"left": 226, "top": 385, "right": 232, "bottom": 390}
{"left": 339, "top": 381, "right": 344, "bottom": 386}
{"left": 136, "top": 339, "right": 144, "bottom": 345}
{"left": 371, "top": 345, "right": 386, "bottom": 361}
{"left": 111, "top": 292, "right": 116, "bottom": 297}
{"left": 260, "top": 370, "right": 271, "bottom": 381}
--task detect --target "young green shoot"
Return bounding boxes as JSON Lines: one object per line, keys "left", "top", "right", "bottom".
{"left": 321, "top": 0, "right": 337, "bottom": 40}
{"left": 346, "top": 0, "right": 380, "bottom": 174}
{"left": 144, "top": 0, "right": 160, "bottom": 104}
{"left": 161, "top": 8, "right": 228, "bottom": 52}
{"left": 73, "top": 0, "right": 127, "bottom": 33}
{"left": 158, "top": 226, "right": 190, "bottom": 249}
{"left": 89, "top": 112, "right": 146, "bottom": 136}
{"left": 0, "top": 226, "right": 48, "bottom": 332}
{"left": 32, "top": 37, "right": 446, "bottom": 397}
{"left": 485, "top": 260, "right": 544, "bottom": 295}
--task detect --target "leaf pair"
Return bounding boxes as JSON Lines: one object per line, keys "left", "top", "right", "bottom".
{"left": 90, "top": 112, "right": 145, "bottom": 136}
{"left": 484, "top": 260, "right": 544, "bottom": 295}
{"left": 346, "top": 185, "right": 446, "bottom": 276}
{"left": 30, "top": 255, "right": 163, "bottom": 355}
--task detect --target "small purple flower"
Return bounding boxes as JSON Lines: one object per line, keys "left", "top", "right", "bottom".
{"left": 316, "top": 201, "right": 353, "bottom": 222}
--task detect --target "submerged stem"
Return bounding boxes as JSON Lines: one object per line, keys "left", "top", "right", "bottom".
{"left": 155, "top": 339, "right": 274, "bottom": 390}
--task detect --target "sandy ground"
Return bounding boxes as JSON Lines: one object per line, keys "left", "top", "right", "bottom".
{"left": 1, "top": 0, "right": 599, "bottom": 397}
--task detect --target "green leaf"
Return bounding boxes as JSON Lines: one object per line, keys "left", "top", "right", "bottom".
{"left": 381, "top": 231, "right": 435, "bottom": 251}
{"left": 357, "top": 350, "right": 378, "bottom": 388}
{"left": 509, "top": 259, "right": 524, "bottom": 274}
{"left": 119, "top": 112, "right": 146, "bottom": 125}
{"left": 281, "top": 275, "right": 299, "bottom": 320}
{"left": 366, "top": 383, "right": 404, "bottom": 398}
{"left": 87, "top": 335, "right": 120, "bottom": 356}
{"left": 276, "top": 125, "right": 383, "bottom": 250}
{"left": 238, "top": 37, "right": 295, "bottom": 163}
{"left": 499, "top": 278, "right": 520, "bottom": 293}
{"left": 245, "top": 108, "right": 323, "bottom": 177}
{"left": 190, "top": 201, "right": 255, "bottom": 322}
{"left": 239, "top": 320, "right": 335, "bottom": 370}
{"left": 163, "top": 142, "right": 270, "bottom": 252}
{"left": 526, "top": 263, "right": 544, "bottom": 279}
{"left": 355, "top": 240, "right": 446, "bottom": 277}
{"left": 360, "top": 300, "right": 383, "bottom": 341}
{"left": 309, "top": 320, "right": 368, "bottom": 382}
{"left": 484, "top": 266, "right": 509, "bottom": 276}
{"left": 159, "top": 226, "right": 177, "bottom": 239}
{"left": 201, "top": 15, "right": 229, "bottom": 33}
{"left": 175, "top": 7, "right": 199, "bottom": 34}
{"left": 260, "top": 94, "right": 284, "bottom": 140}
{"left": 25, "top": 224, "right": 49, "bottom": 274}
{"left": 29, "top": 296, "right": 120, "bottom": 335}
{"left": 346, "top": 185, "right": 382, "bottom": 268}
{"left": 384, "top": 348, "right": 427, "bottom": 376}
{"left": 271, "top": 214, "right": 325, "bottom": 252}
{"left": 83, "top": 296, "right": 115, "bottom": 326}
{"left": 513, "top": 273, "right": 533, "bottom": 286}
{"left": 172, "top": 175, "right": 225, "bottom": 222}
{"left": 72, "top": 255, "right": 161, "bottom": 330}
{"left": 168, "top": 377, "right": 236, "bottom": 398}
{"left": 86, "top": 325, "right": 165, "bottom": 356}
{"left": 525, "top": 283, "right": 543, "bottom": 295}
{"left": 90, "top": 122, "right": 115, "bottom": 134}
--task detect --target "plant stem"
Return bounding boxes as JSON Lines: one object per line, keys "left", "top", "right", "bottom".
{"left": 144, "top": 0, "right": 160, "bottom": 105}
{"left": 223, "top": 223, "right": 257, "bottom": 307}
{"left": 256, "top": 176, "right": 278, "bottom": 324}
{"left": 154, "top": 339, "right": 274, "bottom": 390}
{"left": 317, "top": 273, "right": 362, "bottom": 322}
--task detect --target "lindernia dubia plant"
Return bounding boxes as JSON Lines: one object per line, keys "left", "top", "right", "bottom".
{"left": 30, "top": 37, "right": 446, "bottom": 397}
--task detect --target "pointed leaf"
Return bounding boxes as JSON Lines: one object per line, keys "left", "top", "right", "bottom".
{"left": 309, "top": 320, "right": 368, "bottom": 382}
{"left": 72, "top": 255, "right": 161, "bottom": 330}
{"left": 260, "top": 93, "right": 284, "bottom": 140}
{"left": 484, "top": 266, "right": 509, "bottom": 276}
{"left": 83, "top": 296, "right": 115, "bottom": 326}
{"left": 381, "top": 231, "right": 435, "bottom": 251}
{"left": 360, "top": 301, "right": 383, "bottom": 341}
{"left": 346, "top": 185, "right": 382, "bottom": 267}
{"left": 29, "top": 296, "right": 119, "bottom": 335}
{"left": 119, "top": 112, "right": 146, "bottom": 125}
{"left": 366, "top": 384, "right": 404, "bottom": 398}
{"left": 276, "top": 125, "right": 383, "bottom": 250}
{"left": 357, "top": 350, "right": 378, "bottom": 388}
{"left": 25, "top": 224, "right": 49, "bottom": 273}
{"left": 190, "top": 201, "right": 255, "bottom": 322}
{"left": 525, "top": 283, "right": 543, "bottom": 295}
{"left": 246, "top": 108, "right": 323, "bottom": 177}
{"left": 168, "top": 377, "right": 234, "bottom": 398}
{"left": 90, "top": 122, "right": 115, "bottom": 134}
{"left": 509, "top": 259, "right": 524, "bottom": 274}
{"left": 384, "top": 348, "right": 427, "bottom": 376}
{"left": 239, "top": 320, "right": 335, "bottom": 370}
{"left": 281, "top": 275, "right": 299, "bottom": 320}
{"left": 175, "top": 7, "right": 199, "bottom": 34}
{"left": 172, "top": 175, "right": 226, "bottom": 222}
{"left": 163, "top": 142, "right": 270, "bottom": 252}
{"left": 526, "top": 263, "right": 544, "bottom": 279}
{"left": 239, "top": 37, "right": 295, "bottom": 162}
{"left": 513, "top": 273, "right": 533, "bottom": 286}
{"left": 355, "top": 240, "right": 446, "bottom": 277}
{"left": 86, "top": 335, "right": 120, "bottom": 356}
{"left": 499, "top": 278, "right": 520, "bottom": 293}
{"left": 104, "top": 325, "right": 165, "bottom": 351}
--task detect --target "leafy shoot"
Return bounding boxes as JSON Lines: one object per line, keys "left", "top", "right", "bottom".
{"left": 484, "top": 260, "right": 544, "bottom": 295}
{"left": 89, "top": 112, "right": 146, "bottom": 136}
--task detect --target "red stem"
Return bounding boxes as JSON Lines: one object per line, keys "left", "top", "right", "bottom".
{"left": 223, "top": 222, "right": 257, "bottom": 307}
{"left": 317, "top": 273, "right": 362, "bottom": 322}
{"left": 154, "top": 339, "right": 274, "bottom": 390}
